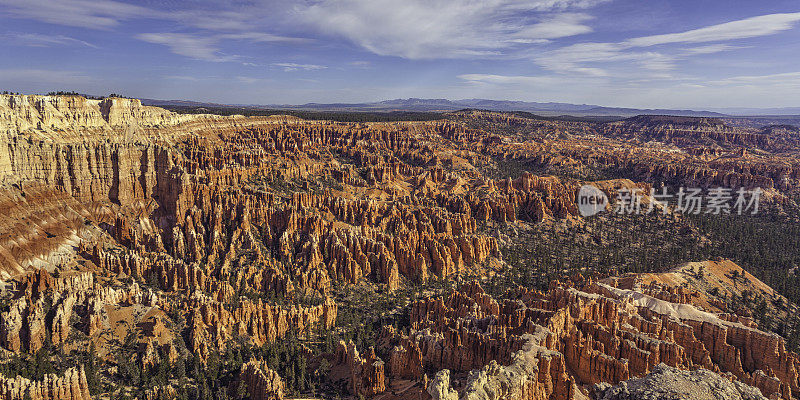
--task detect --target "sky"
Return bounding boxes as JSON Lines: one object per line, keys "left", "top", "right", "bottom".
{"left": 1, "top": 0, "right": 799, "bottom": 109}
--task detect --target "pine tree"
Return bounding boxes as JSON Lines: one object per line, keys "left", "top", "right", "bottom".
{"left": 207, "top": 351, "right": 220, "bottom": 381}
{"left": 86, "top": 342, "right": 99, "bottom": 394}
{"left": 236, "top": 380, "right": 248, "bottom": 399}
{"left": 298, "top": 356, "right": 307, "bottom": 392}
{"left": 174, "top": 357, "right": 186, "bottom": 380}
{"left": 156, "top": 349, "right": 170, "bottom": 386}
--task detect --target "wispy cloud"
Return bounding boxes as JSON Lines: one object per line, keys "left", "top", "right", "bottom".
{"left": 535, "top": 12, "right": 800, "bottom": 77}
{"left": 0, "top": 33, "right": 97, "bottom": 48}
{"left": 137, "top": 33, "right": 237, "bottom": 62}
{"left": 348, "top": 61, "right": 372, "bottom": 69}
{"left": 1, "top": 0, "right": 307, "bottom": 63}
{"left": 0, "top": 0, "right": 152, "bottom": 29}
{"left": 456, "top": 69, "right": 800, "bottom": 108}
{"left": 458, "top": 74, "right": 563, "bottom": 85}
{"left": 708, "top": 71, "right": 800, "bottom": 86}
{"left": 170, "top": 9, "right": 261, "bottom": 32}
{"left": 681, "top": 44, "right": 744, "bottom": 55}
{"left": 272, "top": 63, "right": 327, "bottom": 72}
{"left": 623, "top": 12, "right": 800, "bottom": 47}
{"left": 535, "top": 42, "right": 646, "bottom": 76}
{"left": 296, "top": 0, "right": 606, "bottom": 59}
{"left": 219, "top": 32, "right": 309, "bottom": 44}
{"left": 510, "top": 13, "right": 594, "bottom": 43}
{"left": 136, "top": 30, "right": 308, "bottom": 62}
{"left": 236, "top": 76, "right": 274, "bottom": 84}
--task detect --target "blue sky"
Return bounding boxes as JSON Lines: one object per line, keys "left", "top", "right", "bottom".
{"left": 1, "top": 0, "right": 799, "bottom": 108}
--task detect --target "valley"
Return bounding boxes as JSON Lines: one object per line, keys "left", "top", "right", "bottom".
{"left": 0, "top": 94, "right": 799, "bottom": 400}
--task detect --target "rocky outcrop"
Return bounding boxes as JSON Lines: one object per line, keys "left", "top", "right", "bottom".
{"left": 601, "top": 115, "right": 797, "bottom": 153}
{"left": 459, "top": 331, "right": 574, "bottom": 400}
{"left": 336, "top": 341, "right": 386, "bottom": 396}
{"left": 239, "top": 359, "right": 285, "bottom": 400}
{"left": 427, "top": 370, "right": 458, "bottom": 400}
{"left": 375, "top": 279, "right": 800, "bottom": 400}
{"left": 388, "top": 337, "right": 424, "bottom": 379}
{"left": 0, "top": 268, "right": 160, "bottom": 353}
{"left": 592, "top": 363, "right": 768, "bottom": 400}
{"left": 592, "top": 282, "right": 800, "bottom": 399}
{"left": 189, "top": 295, "right": 337, "bottom": 360}
{"left": 0, "top": 366, "right": 91, "bottom": 400}
{"left": 387, "top": 282, "right": 576, "bottom": 400}
{"left": 0, "top": 94, "right": 194, "bottom": 136}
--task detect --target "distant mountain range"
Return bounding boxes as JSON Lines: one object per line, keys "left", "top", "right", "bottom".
{"left": 141, "top": 97, "right": 800, "bottom": 118}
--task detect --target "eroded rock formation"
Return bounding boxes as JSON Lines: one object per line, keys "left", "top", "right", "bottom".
{"left": 239, "top": 359, "right": 285, "bottom": 400}
{"left": 0, "top": 366, "right": 90, "bottom": 400}
{"left": 337, "top": 340, "right": 387, "bottom": 396}
{"left": 368, "top": 278, "right": 800, "bottom": 399}
{"left": 1, "top": 95, "right": 799, "bottom": 399}
{"left": 593, "top": 363, "right": 768, "bottom": 400}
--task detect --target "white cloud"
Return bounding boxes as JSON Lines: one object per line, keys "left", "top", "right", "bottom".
{"left": 296, "top": 0, "right": 605, "bottom": 59}
{"left": 136, "top": 30, "right": 307, "bottom": 62}
{"left": 219, "top": 32, "right": 309, "bottom": 44}
{"left": 236, "top": 76, "right": 274, "bottom": 84}
{"left": 137, "top": 33, "right": 237, "bottom": 62}
{"left": 453, "top": 72, "right": 621, "bottom": 106}
{"left": 623, "top": 13, "right": 800, "bottom": 47}
{"left": 535, "top": 12, "right": 800, "bottom": 77}
{"left": 0, "top": 33, "right": 97, "bottom": 48}
{"left": 0, "top": 0, "right": 307, "bottom": 62}
{"left": 708, "top": 71, "right": 800, "bottom": 86}
{"left": 0, "top": 0, "right": 151, "bottom": 28}
{"left": 455, "top": 69, "right": 800, "bottom": 108}
{"left": 272, "top": 63, "right": 327, "bottom": 72}
{"left": 170, "top": 9, "right": 259, "bottom": 32}
{"left": 535, "top": 42, "right": 662, "bottom": 76}
{"left": 682, "top": 44, "right": 742, "bottom": 55}
{"left": 137, "top": 31, "right": 307, "bottom": 62}
{"left": 512, "top": 13, "right": 594, "bottom": 41}
{"left": 458, "top": 74, "right": 563, "bottom": 85}
{"left": 348, "top": 61, "right": 372, "bottom": 68}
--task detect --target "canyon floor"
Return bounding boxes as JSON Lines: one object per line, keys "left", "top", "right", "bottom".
{"left": 1, "top": 94, "right": 800, "bottom": 400}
